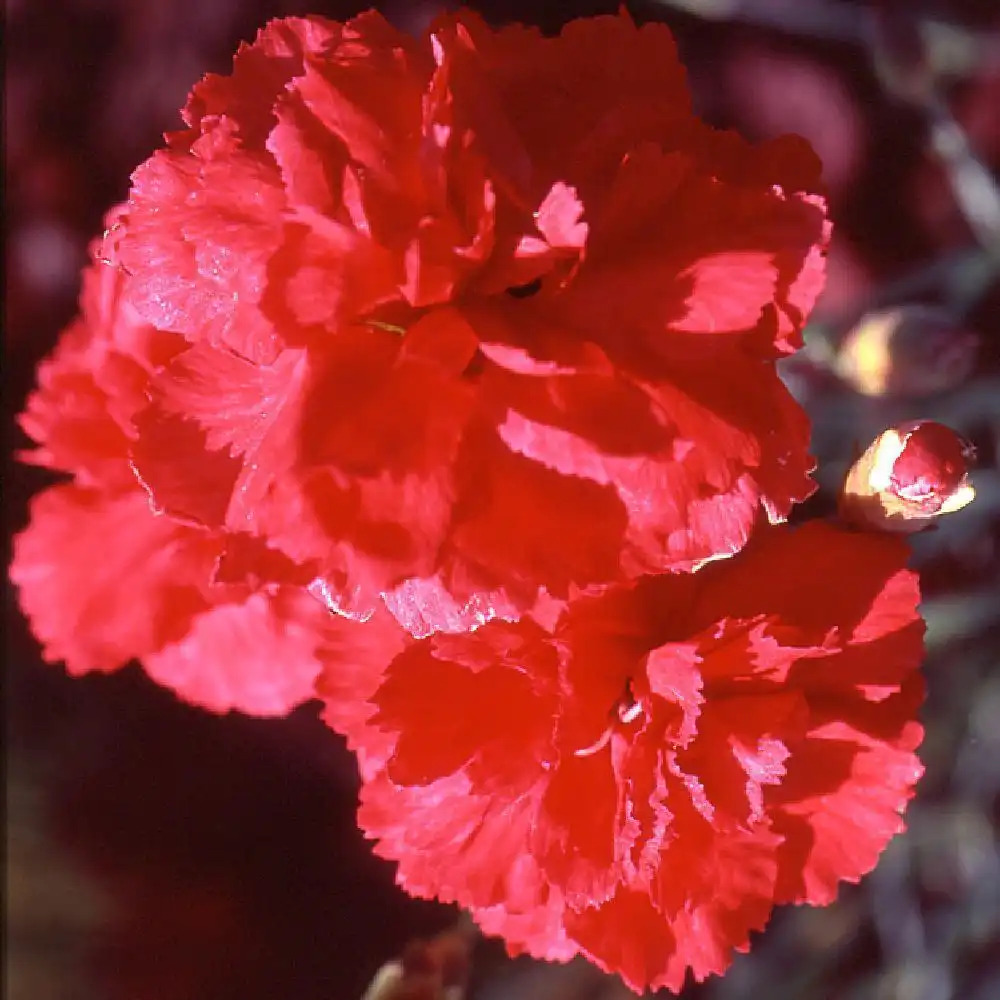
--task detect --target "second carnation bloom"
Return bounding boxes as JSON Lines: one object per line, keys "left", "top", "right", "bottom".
{"left": 326, "top": 521, "right": 925, "bottom": 992}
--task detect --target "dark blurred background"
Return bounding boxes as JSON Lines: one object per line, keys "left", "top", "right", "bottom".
{"left": 5, "top": 2, "right": 1000, "bottom": 998}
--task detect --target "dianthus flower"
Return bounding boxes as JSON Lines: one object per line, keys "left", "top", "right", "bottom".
{"left": 11, "top": 214, "right": 402, "bottom": 715}
{"left": 328, "top": 521, "right": 925, "bottom": 993}
{"left": 110, "top": 9, "right": 829, "bottom": 631}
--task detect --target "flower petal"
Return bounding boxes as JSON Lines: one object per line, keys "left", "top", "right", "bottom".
{"left": 143, "top": 589, "right": 329, "bottom": 716}
{"left": 11, "top": 486, "right": 218, "bottom": 673}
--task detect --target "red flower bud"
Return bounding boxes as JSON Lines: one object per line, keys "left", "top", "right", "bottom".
{"left": 841, "top": 420, "right": 976, "bottom": 532}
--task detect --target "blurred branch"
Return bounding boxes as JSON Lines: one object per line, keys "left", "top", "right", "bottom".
{"left": 651, "top": 0, "right": 1000, "bottom": 78}
{"left": 890, "top": 248, "right": 1000, "bottom": 320}
{"left": 870, "top": 10, "right": 1000, "bottom": 255}
{"left": 650, "top": 0, "right": 865, "bottom": 42}
{"left": 924, "top": 100, "right": 1000, "bottom": 253}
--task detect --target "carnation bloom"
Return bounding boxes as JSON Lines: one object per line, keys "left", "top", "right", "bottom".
{"left": 110, "top": 9, "right": 829, "bottom": 631}
{"left": 11, "top": 217, "right": 402, "bottom": 715}
{"left": 328, "top": 522, "right": 925, "bottom": 993}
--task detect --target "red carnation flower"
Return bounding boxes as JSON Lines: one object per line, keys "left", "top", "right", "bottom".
{"left": 11, "top": 215, "right": 402, "bottom": 715}
{"left": 110, "top": 9, "right": 829, "bottom": 630}
{"left": 329, "top": 522, "right": 925, "bottom": 993}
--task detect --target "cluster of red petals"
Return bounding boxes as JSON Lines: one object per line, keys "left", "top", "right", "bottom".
{"left": 11, "top": 217, "right": 402, "bottom": 716}
{"left": 106, "top": 8, "right": 829, "bottom": 630}
{"left": 331, "top": 521, "right": 925, "bottom": 992}
{"left": 10, "top": 9, "right": 930, "bottom": 996}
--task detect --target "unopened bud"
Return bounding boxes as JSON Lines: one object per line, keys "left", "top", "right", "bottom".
{"left": 360, "top": 925, "right": 472, "bottom": 1000}
{"left": 840, "top": 420, "right": 975, "bottom": 532}
{"left": 835, "top": 305, "right": 978, "bottom": 397}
